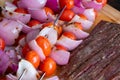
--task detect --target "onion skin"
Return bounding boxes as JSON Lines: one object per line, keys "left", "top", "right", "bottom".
{"left": 18, "top": 0, "right": 47, "bottom": 9}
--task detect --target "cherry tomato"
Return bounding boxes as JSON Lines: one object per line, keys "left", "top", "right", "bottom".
{"left": 74, "top": 22, "right": 83, "bottom": 30}
{"left": 60, "top": 9, "right": 75, "bottom": 22}
{"left": 79, "top": 14, "right": 87, "bottom": 20}
{"left": 25, "top": 50, "right": 40, "bottom": 69}
{"left": 96, "top": 0, "right": 107, "bottom": 6}
{"left": 54, "top": 25, "right": 63, "bottom": 35}
{"left": 39, "top": 57, "right": 56, "bottom": 76}
{"left": 36, "top": 36, "right": 51, "bottom": 56}
{"left": 44, "top": 7, "right": 54, "bottom": 15}
{"left": 63, "top": 32, "right": 76, "bottom": 40}
{"left": 14, "top": 8, "right": 28, "bottom": 14}
{"left": 59, "top": 0, "right": 74, "bottom": 9}
{"left": 22, "top": 44, "right": 31, "bottom": 57}
{"left": 27, "top": 19, "right": 41, "bottom": 27}
{"left": 0, "top": 38, "right": 5, "bottom": 50}
{"left": 55, "top": 44, "right": 67, "bottom": 51}
{"left": 42, "top": 22, "right": 53, "bottom": 29}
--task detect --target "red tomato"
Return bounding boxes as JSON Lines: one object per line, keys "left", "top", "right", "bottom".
{"left": 25, "top": 50, "right": 40, "bottom": 69}
{"left": 74, "top": 22, "right": 83, "bottom": 30}
{"left": 27, "top": 19, "right": 41, "bottom": 27}
{"left": 0, "top": 38, "right": 5, "bottom": 50}
{"left": 60, "top": 9, "right": 75, "bottom": 22}
{"left": 36, "top": 36, "right": 51, "bottom": 57}
{"left": 96, "top": 0, "right": 107, "bottom": 6}
{"left": 14, "top": 8, "right": 28, "bottom": 14}
{"left": 54, "top": 25, "right": 63, "bottom": 35}
{"left": 55, "top": 44, "right": 67, "bottom": 51}
{"left": 22, "top": 44, "right": 31, "bottom": 57}
{"left": 63, "top": 32, "right": 76, "bottom": 40}
{"left": 59, "top": 0, "right": 74, "bottom": 9}
{"left": 44, "top": 7, "right": 54, "bottom": 15}
{"left": 39, "top": 57, "right": 56, "bottom": 76}
{"left": 42, "top": 22, "right": 53, "bottom": 29}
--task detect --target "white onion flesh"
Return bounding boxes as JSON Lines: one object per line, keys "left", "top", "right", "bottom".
{"left": 83, "top": 8, "right": 96, "bottom": 21}
{"left": 17, "top": 59, "right": 40, "bottom": 80}
{"left": 50, "top": 48, "right": 70, "bottom": 65}
{"left": 70, "top": 15, "right": 93, "bottom": 30}
{"left": 63, "top": 23, "right": 89, "bottom": 39}
{"left": 56, "top": 35, "right": 83, "bottom": 51}
{"left": 38, "top": 27, "right": 58, "bottom": 46}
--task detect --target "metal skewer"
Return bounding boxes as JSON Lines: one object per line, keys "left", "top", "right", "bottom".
{"left": 18, "top": 69, "right": 27, "bottom": 80}
{"left": 39, "top": 72, "right": 46, "bottom": 80}
{"left": 53, "top": 6, "right": 66, "bottom": 26}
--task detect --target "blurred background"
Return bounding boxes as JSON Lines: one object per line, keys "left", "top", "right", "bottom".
{"left": 108, "top": 0, "right": 120, "bottom": 11}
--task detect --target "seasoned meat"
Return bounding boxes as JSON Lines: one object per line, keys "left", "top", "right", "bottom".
{"left": 58, "top": 21, "right": 120, "bottom": 80}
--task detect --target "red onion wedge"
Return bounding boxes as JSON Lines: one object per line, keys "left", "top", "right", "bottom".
{"left": 26, "top": 29, "right": 40, "bottom": 43}
{"left": 0, "top": 18, "right": 23, "bottom": 45}
{"left": 63, "top": 23, "right": 89, "bottom": 39}
{"left": 56, "top": 35, "right": 83, "bottom": 51}
{"left": 45, "top": 76, "right": 59, "bottom": 80}
{"left": 28, "top": 8, "right": 55, "bottom": 23}
{"left": 72, "top": 5, "right": 85, "bottom": 14}
{"left": 17, "top": 20, "right": 42, "bottom": 33}
{"left": 50, "top": 48, "right": 70, "bottom": 65}
{"left": 6, "top": 74, "right": 17, "bottom": 80}
{"left": 17, "top": 59, "right": 40, "bottom": 80}
{"left": 82, "top": 0, "right": 103, "bottom": 11}
{"left": 5, "top": 49, "right": 19, "bottom": 73}
{"left": 28, "top": 40, "right": 45, "bottom": 61}
{"left": 5, "top": 1, "right": 17, "bottom": 12}
{"left": 83, "top": 8, "right": 96, "bottom": 21}
{"left": 0, "top": 50, "right": 9, "bottom": 75}
{"left": 38, "top": 27, "right": 58, "bottom": 46}
{"left": 18, "top": 0, "right": 47, "bottom": 9}
{"left": 45, "top": 0, "right": 60, "bottom": 13}
{"left": 18, "top": 37, "right": 26, "bottom": 47}
{"left": 70, "top": 15, "right": 93, "bottom": 30}
{"left": 2, "top": 8, "right": 31, "bottom": 24}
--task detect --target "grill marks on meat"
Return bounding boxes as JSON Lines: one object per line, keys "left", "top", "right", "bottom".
{"left": 58, "top": 21, "right": 120, "bottom": 80}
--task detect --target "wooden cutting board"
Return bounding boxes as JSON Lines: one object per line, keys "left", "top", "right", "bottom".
{"left": 91, "top": 4, "right": 120, "bottom": 31}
